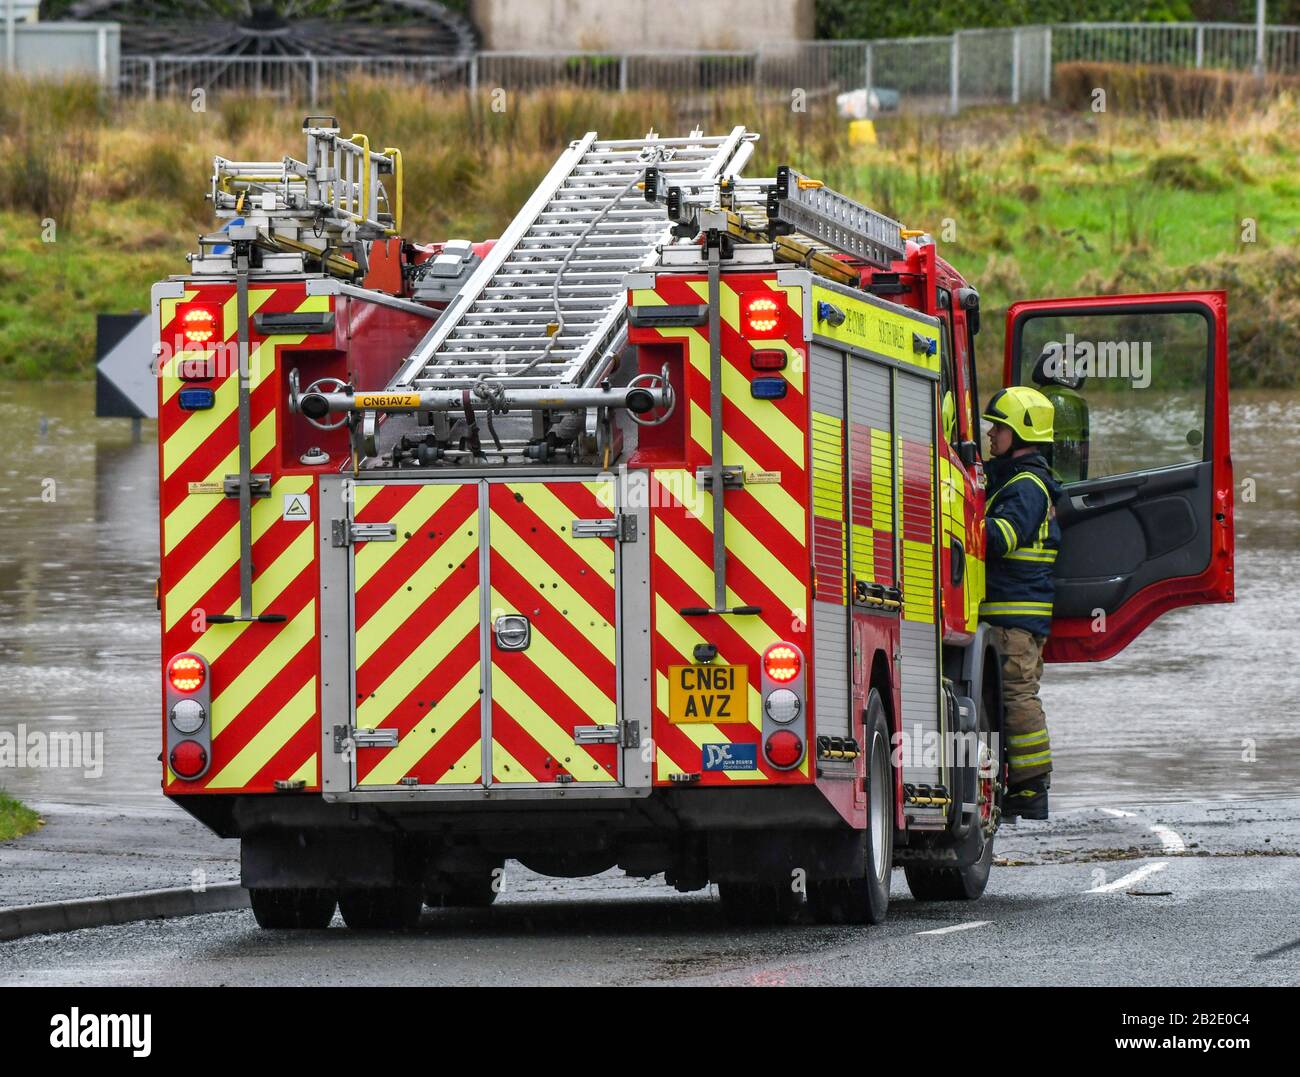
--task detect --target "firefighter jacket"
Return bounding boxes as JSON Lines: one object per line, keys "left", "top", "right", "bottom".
{"left": 980, "top": 451, "right": 1062, "bottom": 636}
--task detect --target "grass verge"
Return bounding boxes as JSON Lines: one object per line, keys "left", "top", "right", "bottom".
{"left": 1, "top": 75, "right": 1298, "bottom": 386}
{"left": 0, "top": 791, "right": 42, "bottom": 842}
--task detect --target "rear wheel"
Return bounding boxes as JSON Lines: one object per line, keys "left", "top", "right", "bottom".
{"left": 248, "top": 887, "right": 337, "bottom": 930}
{"left": 904, "top": 689, "right": 997, "bottom": 901}
{"left": 337, "top": 886, "right": 423, "bottom": 930}
{"left": 717, "top": 880, "right": 802, "bottom": 927}
{"left": 903, "top": 827, "right": 994, "bottom": 900}
{"left": 808, "top": 690, "right": 893, "bottom": 925}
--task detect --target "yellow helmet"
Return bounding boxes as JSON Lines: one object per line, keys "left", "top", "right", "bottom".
{"left": 982, "top": 385, "right": 1054, "bottom": 444}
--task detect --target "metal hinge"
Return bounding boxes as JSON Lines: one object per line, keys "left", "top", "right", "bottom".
{"left": 573, "top": 720, "right": 640, "bottom": 748}
{"left": 333, "top": 724, "right": 399, "bottom": 752}
{"left": 572, "top": 514, "right": 637, "bottom": 542}
{"left": 331, "top": 520, "right": 398, "bottom": 547}
{"left": 223, "top": 473, "right": 272, "bottom": 499}
{"left": 694, "top": 464, "right": 744, "bottom": 490}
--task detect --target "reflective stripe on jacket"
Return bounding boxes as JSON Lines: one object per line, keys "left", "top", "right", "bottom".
{"left": 981, "top": 453, "right": 1062, "bottom": 636}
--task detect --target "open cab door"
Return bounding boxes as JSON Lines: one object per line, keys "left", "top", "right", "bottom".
{"left": 1005, "top": 291, "right": 1234, "bottom": 662}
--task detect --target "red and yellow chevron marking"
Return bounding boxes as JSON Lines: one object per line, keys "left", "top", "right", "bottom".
{"left": 849, "top": 423, "right": 897, "bottom": 589}
{"left": 158, "top": 281, "right": 331, "bottom": 793}
{"left": 632, "top": 277, "right": 807, "bottom": 478}
{"left": 900, "top": 437, "right": 937, "bottom": 624}
{"left": 352, "top": 482, "right": 483, "bottom": 787}
{"left": 633, "top": 272, "right": 812, "bottom": 785}
{"left": 649, "top": 471, "right": 812, "bottom": 784}
{"left": 488, "top": 481, "right": 618, "bottom": 784}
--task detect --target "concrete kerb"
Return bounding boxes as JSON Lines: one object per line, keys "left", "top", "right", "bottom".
{"left": 0, "top": 882, "right": 249, "bottom": 942}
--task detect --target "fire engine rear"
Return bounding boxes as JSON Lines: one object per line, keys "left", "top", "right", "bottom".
{"left": 156, "top": 122, "right": 1235, "bottom": 929}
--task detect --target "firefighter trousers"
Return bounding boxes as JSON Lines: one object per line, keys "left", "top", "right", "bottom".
{"left": 988, "top": 626, "right": 1052, "bottom": 784}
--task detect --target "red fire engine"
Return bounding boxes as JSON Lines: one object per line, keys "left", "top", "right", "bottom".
{"left": 154, "top": 122, "right": 1234, "bottom": 928}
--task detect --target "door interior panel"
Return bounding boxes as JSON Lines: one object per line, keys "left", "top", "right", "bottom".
{"left": 1052, "top": 461, "right": 1211, "bottom": 618}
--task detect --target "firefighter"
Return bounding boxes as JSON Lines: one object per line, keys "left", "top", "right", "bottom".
{"left": 980, "top": 385, "right": 1062, "bottom": 821}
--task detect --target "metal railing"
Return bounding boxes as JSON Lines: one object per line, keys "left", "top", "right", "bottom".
{"left": 116, "top": 22, "right": 1300, "bottom": 112}
{"left": 1053, "top": 21, "right": 1300, "bottom": 72}
{"left": 119, "top": 35, "right": 1054, "bottom": 115}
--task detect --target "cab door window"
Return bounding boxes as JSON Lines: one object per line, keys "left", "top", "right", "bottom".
{"left": 1015, "top": 307, "right": 1211, "bottom": 483}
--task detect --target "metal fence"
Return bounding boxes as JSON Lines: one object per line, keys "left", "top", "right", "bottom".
{"left": 119, "top": 50, "right": 763, "bottom": 101}
{"left": 116, "top": 21, "right": 1300, "bottom": 111}
{"left": 1053, "top": 21, "right": 1300, "bottom": 72}
{"left": 119, "top": 32, "right": 1054, "bottom": 115}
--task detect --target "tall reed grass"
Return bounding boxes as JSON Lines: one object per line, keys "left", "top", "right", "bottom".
{"left": 0, "top": 72, "right": 1297, "bottom": 384}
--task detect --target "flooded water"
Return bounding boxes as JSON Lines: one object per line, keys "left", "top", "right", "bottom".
{"left": 1044, "top": 390, "right": 1300, "bottom": 809}
{"left": 0, "top": 382, "right": 1296, "bottom": 811}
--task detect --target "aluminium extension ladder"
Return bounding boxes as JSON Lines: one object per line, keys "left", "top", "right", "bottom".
{"left": 387, "top": 127, "right": 758, "bottom": 393}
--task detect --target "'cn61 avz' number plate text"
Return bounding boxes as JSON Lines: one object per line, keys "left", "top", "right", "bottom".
{"left": 668, "top": 664, "right": 748, "bottom": 724}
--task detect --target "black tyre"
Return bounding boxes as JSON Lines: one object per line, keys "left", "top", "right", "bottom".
{"left": 248, "top": 887, "right": 336, "bottom": 929}
{"left": 337, "top": 886, "right": 423, "bottom": 930}
{"left": 903, "top": 827, "right": 994, "bottom": 900}
{"left": 903, "top": 688, "right": 996, "bottom": 901}
{"left": 717, "top": 879, "right": 802, "bottom": 927}
{"left": 807, "top": 690, "right": 894, "bottom": 925}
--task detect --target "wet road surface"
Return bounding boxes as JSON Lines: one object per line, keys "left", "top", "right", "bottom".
{"left": 2, "top": 797, "right": 1296, "bottom": 986}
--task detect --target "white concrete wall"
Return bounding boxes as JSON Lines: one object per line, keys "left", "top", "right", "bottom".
{"left": 471, "top": 0, "right": 814, "bottom": 51}
{"left": 2, "top": 22, "right": 120, "bottom": 84}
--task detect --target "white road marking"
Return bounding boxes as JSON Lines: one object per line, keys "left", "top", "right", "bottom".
{"left": 1149, "top": 824, "right": 1186, "bottom": 854}
{"left": 1099, "top": 806, "right": 1185, "bottom": 853}
{"left": 916, "top": 920, "right": 991, "bottom": 936}
{"left": 1085, "top": 862, "right": 1168, "bottom": 893}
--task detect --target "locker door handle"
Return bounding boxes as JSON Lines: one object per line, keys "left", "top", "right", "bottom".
{"left": 493, "top": 614, "right": 531, "bottom": 651}
{"left": 950, "top": 537, "right": 966, "bottom": 586}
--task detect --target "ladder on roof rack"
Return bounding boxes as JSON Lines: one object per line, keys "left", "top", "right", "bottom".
{"left": 204, "top": 118, "right": 403, "bottom": 280}
{"left": 387, "top": 127, "right": 757, "bottom": 393}
{"left": 644, "top": 163, "right": 909, "bottom": 274}
{"left": 766, "top": 165, "right": 907, "bottom": 269}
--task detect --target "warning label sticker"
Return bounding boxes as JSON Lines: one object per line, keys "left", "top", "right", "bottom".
{"left": 283, "top": 493, "right": 311, "bottom": 521}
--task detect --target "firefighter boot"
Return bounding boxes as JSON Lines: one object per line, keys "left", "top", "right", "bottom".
{"left": 1002, "top": 775, "right": 1049, "bottom": 821}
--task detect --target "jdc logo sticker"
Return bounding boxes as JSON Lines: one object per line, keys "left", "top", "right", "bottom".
{"left": 702, "top": 743, "right": 758, "bottom": 771}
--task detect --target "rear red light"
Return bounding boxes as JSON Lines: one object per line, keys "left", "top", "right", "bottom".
{"left": 765, "top": 730, "right": 803, "bottom": 768}
{"left": 167, "top": 653, "right": 206, "bottom": 694}
{"left": 741, "top": 292, "right": 784, "bottom": 337}
{"left": 763, "top": 643, "right": 801, "bottom": 684}
{"left": 169, "top": 741, "right": 208, "bottom": 780}
{"left": 181, "top": 306, "right": 218, "bottom": 345}
{"left": 750, "top": 349, "right": 787, "bottom": 371}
